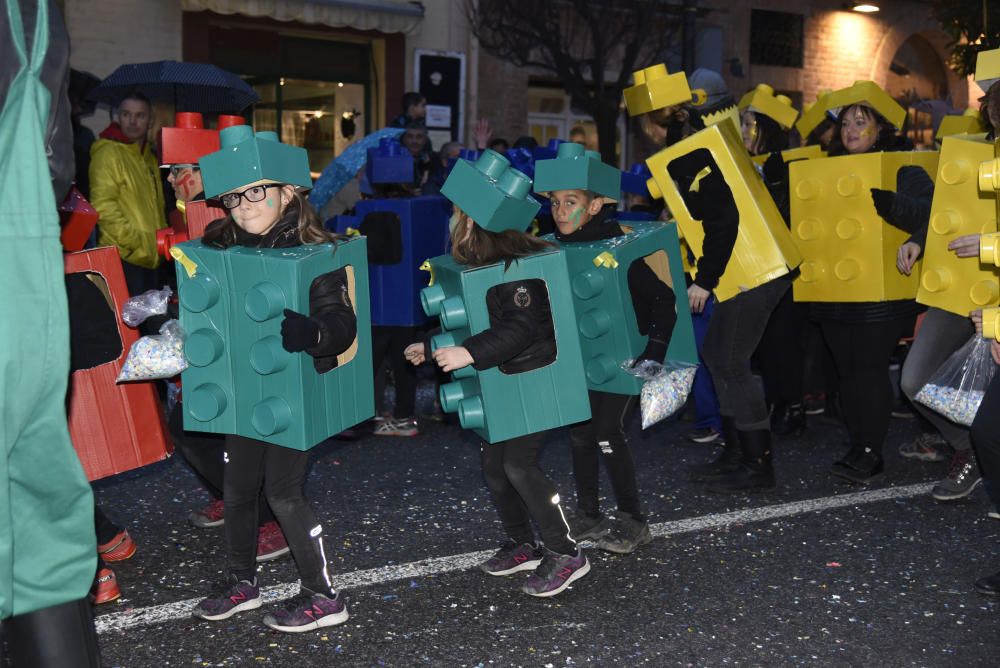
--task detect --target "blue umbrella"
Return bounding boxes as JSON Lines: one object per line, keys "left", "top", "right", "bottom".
{"left": 88, "top": 61, "right": 259, "bottom": 113}
{"left": 310, "top": 127, "right": 405, "bottom": 209}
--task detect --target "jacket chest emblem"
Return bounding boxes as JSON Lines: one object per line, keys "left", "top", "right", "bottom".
{"left": 514, "top": 286, "right": 531, "bottom": 308}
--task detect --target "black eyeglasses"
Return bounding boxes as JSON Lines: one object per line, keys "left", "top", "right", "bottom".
{"left": 167, "top": 164, "right": 199, "bottom": 177}
{"left": 219, "top": 184, "right": 282, "bottom": 210}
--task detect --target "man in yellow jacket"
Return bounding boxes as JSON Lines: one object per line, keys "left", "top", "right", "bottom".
{"left": 89, "top": 90, "right": 166, "bottom": 295}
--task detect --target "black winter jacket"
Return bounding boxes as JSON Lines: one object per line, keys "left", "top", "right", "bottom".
{"left": 203, "top": 216, "right": 357, "bottom": 373}
{"left": 462, "top": 274, "right": 557, "bottom": 375}
{"left": 554, "top": 210, "right": 677, "bottom": 363}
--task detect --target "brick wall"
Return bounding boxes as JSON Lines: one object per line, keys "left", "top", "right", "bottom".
{"left": 476, "top": 51, "right": 529, "bottom": 147}
{"left": 64, "top": 0, "right": 182, "bottom": 77}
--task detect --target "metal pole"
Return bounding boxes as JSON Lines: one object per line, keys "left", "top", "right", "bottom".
{"left": 682, "top": 0, "right": 698, "bottom": 73}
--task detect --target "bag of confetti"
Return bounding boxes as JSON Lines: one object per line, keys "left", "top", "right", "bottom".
{"left": 621, "top": 359, "right": 698, "bottom": 429}
{"left": 121, "top": 286, "right": 172, "bottom": 327}
{"left": 914, "top": 334, "right": 995, "bottom": 426}
{"left": 116, "top": 319, "right": 187, "bottom": 382}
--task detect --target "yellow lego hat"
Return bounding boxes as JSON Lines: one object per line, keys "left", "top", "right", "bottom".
{"left": 795, "top": 89, "right": 833, "bottom": 139}
{"left": 824, "top": 81, "right": 907, "bottom": 131}
{"left": 623, "top": 64, "right": 692, "bottom": 116}
{"left": 738, "top": 84, "right": 798, "bottom": 130}
{"left": 975, "top": 47, "right": 1000, "bottom": 91}
{"left": 936, "top": 108, "right": 985, "bottom": 140}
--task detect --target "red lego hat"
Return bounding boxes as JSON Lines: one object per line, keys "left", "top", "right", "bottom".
{"left": 159, "top": 113, "right": 246, "bottom": 167}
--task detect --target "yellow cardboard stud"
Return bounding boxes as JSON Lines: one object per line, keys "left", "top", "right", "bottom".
{"left": 918, "top": 134, "right": 999, "bottom": 315}
{"left": 644, "top": 120, "right": 802, "bottom": 301}
{"left": 739, "top": 84, "right": 798, "bottom": 130}
{"left": 824, "top": 81, "right": 907, "bottom": 130}
{"left": 790, "top": 150, "right": 939, "bottom": 303}
{"left": 623, "top": 64, "right": 692, "bottom": 116}
{"left": 975, "top": 47, "right": 1000, "bottom": 91}
{"left": 936, "top": 109, "right": 985, "bottom": 140}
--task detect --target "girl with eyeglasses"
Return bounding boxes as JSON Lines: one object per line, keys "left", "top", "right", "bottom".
{"left": 192, "top": 175, "right": 357, "bottom": 633}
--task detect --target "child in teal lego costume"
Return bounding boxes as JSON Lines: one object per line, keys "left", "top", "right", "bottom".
{"left": 534, "top": 142, "right": 678, "bottom": 554}
{"left": 405, "top": 150, "right": 592, "bottom": 597}
{"left": 189, "top": 126, "right": 355, "bottom": 632}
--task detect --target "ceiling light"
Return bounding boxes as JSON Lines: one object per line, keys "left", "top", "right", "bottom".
{"left": 852, "top": 3, "right": 879, "bottom": 12}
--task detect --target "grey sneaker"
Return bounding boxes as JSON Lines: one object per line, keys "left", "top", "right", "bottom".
{"left": 898, "top": 432, "right": 948, "bottom": 462}
{"left": 374, "top": 417, "right": 419, "bottom": 437}
{"left": 480, "top": 541, "right": 543, "bottom": 576}
{"left": 193, "top": 576, "right": 261, "bottom": 621}
{"left": 567, "top": 513, "right": 609, "bottom": 542}
{"left": 932, "top": 449, "right": 982, "bottom": 501}
{"left": 595, "top": 511, "right": 652, "bottom": 554}
{"left": 521, "top": 548, "right": 590, "bottom": 597}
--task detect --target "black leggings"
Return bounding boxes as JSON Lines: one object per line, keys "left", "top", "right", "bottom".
{"left": 168, "top": 404, "right": 275, "bottom": 525}
{"left": 372, "top": 326, "right": 418, "bottom": 417}
{"left": 481, "top": 432, "right": 576, "bottom": 555}
{"left": 820, "top": 316, "right": 915, "bottom": 453}
{"left": 569, "top": 391, "right": 641, "bottom": 521}
{"left": 971, "top": 374, "right": 1000, "bottom": 510}
{"left": 224, "top": 435, "right": 333, "bottom": 595}
{"left": 755, "top": 289, "right": 807, "bottom": 406}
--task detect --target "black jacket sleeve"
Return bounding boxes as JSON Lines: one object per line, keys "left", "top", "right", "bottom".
{"left": 885, "top": 165, "right": 934, "bottom": 250}
{"left": 626, "top": 260, "right": 676, "bottom": 363}
{"left": 307, "top": 268, "right": 357, "bottom": 363}
{"left": 463, "top": 281, "right": 548, "bottom": 371}
{"left": 667, "top": 149, "right": 739, "bottom": 292}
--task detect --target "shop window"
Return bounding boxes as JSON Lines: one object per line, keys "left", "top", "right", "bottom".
{"left": 750, "top": 9, "right": 804, "bottom": 68}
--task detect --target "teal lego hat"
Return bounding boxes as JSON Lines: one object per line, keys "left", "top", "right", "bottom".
{"left": 533, "top": 142, "right": 621, "bottom": 201}
{"left": 440, "top": 149, "right": 541, "bottom": 234}
{"left": 200, "top": 125, "right": 313, "bottom": 199}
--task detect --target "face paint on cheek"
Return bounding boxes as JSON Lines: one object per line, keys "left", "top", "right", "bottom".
{"left": 569, "top": 206, "right": 584, "bottom": 230}
{"left": 174, "top": 171, "right": 196, "bottom": 201}
{"left": 266, "top": 198, "right": 275, "bottom": 208}
{"left": 860, "top": 126, "right": 876, "bottom": 139}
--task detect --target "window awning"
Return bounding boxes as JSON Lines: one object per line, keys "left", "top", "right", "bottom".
{"left": 181, "top": 0, "right": 425, "bottom": 35}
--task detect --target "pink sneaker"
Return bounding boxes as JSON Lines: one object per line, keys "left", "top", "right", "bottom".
{"left": 189, "top": 499, "right": 225, "bottom": 528}
{"left": 256, "top": 521, "right": 290, "bottom": 562}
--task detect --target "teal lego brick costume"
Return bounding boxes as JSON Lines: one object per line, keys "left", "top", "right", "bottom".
{"left": 422, "top": 150, "right": 591, "bottom": 442}
{"left": 534, "top": 142, "right": 622, "bottom": 201}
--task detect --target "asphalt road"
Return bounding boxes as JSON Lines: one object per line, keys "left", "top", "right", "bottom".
{"left": 92, "top": 391, "right": 999, "bottom": 667}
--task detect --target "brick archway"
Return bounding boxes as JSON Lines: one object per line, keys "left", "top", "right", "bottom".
{"left": 870, "top": 23, "right": 968, "bottom": 109}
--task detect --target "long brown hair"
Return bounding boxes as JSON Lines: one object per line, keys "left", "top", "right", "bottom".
{"left": 203, "top": 187, "right": 337, "bottom": 247}
{"left": 450, "top": 210, "right": 553, "bottom": 267}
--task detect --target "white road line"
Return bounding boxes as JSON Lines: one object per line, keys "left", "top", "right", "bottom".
{"left": 94, "top": 482, "right": 933, "bottom": 634}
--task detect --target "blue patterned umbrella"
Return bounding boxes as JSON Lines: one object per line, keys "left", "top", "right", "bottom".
{"left": 310, "top": 127, "right": 405, "bottom": 209}
{"left": 88, "top": 61, "right": 259, "bottom": 113}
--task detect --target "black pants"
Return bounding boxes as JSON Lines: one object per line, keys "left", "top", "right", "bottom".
{"left": 820, "top": 315, "right": 915, "bottom": 453}
{"left": 372, "top": 325, "right": 418, "bottom": 418}
{"left": 702, "top": 277, "right": 791, "bottom": 430}
{"left": 755, "top": 288, "right": 806, "bottom": 406}
{"left": 224, "top": 435, "right": 333, "bottom": 594}
{"left": 569, "top": 391, "right": 641, "bottom": 521}
{"left": 972, "top": 374, "right": 1000, "bottom": 509}
{"left": 481, "top": 432, "right": 576, "bottom": 555}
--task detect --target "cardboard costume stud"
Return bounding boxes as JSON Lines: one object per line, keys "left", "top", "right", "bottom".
{"left": 534, "top": 142, "right": 621, "bottom": 201}
{"left": 975, "top": 46, "right": 1000, "bottom": 92}
{"left": 173, "top": 237, "right": 373, "bottom": 450}
{"left": 623, "top": 64, "right": 693, "bottom": 116}
{"left": 331, "top": 195, "right": 452, "bottom": 326}
{"left": 549, "top": 220, "right": 698, "bottom": 394}
{"left": 64, "top": 247, "right": 172, "bottom": 480}
{"left": 824, "top": 80, "right": 907, "bottom": 130}
{"left": 643, "top": 120, "right": 802, "bottom": 301}
{"left": 200, "top": 125, "right": 312, "bottom": 199}
{"left": 366, "top": 138, "right": 415, "bottom": 184}
{"left": 790, "top": 150, "right": 939, "bottom": 302}
{"left": 917, "top": 133, "right": 998, "bottom": 315}
{"left": 420, "top": 251, "right": 591, "bottom": 443}
{"left": 936, "top": 109, "right": 985, "bottom": 140}
{"left": 441, "top": 149, "right": 540, "bottom": 233}
{"left": 739, "top": 84, "right": 798, "bottom": 130}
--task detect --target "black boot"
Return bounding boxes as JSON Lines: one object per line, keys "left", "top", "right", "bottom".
{"left": 690, "top": 416, "right": 740, "bottom": 481}
{"left": 774, "top": 403, "right": 806, "bottom": 437}
{"left": 830, "top": 444, "right": 883, "bottom": 484}
{"left": 707, "top": 429, "right": 776, "bottom": 493}
{"left": 3, "top": 597, "right": 101, "bottom": 667}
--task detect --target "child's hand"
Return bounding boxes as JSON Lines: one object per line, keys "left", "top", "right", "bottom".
{"left": 688, "top": 284, "right": 710, "bottom": 314}
{"left": 992, "top": 339, "right": 1000, "bottom": 367}
{"left": 971, "top": 309, "right": 984, "bottom": 335}
{"left": 896, "top": 241, "right": 921, "bottom": 275}
{"left": 280, "top": 309, "right": 320, "bottom": 352}
{"left": 404, "top": 342, "right": 425, "bottom": 365}
{"left": 432, "top": 346, "right": 474, "bottom": 372}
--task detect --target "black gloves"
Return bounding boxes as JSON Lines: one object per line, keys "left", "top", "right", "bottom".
{"left": 762, "top": 152, "right": 788, "bottom": 185}
{"left": 870, "top": 188, "right": 895, "bottom": 222}
{"left": 280, "top": 309, "right": 320, "bottom": 353}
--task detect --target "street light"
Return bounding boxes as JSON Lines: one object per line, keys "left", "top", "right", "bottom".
{"left": 852, "top": 3, "right": 879, "bottom": 11}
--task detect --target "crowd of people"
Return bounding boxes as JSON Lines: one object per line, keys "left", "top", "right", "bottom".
{"left": 6, "top": 0, "right": 1000, "bottom": 661}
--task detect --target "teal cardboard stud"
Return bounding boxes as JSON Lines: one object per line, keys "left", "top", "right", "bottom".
{"left": 174, "top": 237, "right": 374, "bottom": 450}
{"left": 440, "top": 149, "right": 541, "bottom": 234}
{"left": 548, "top": 219, "right": 697, "bottom": 395}
{"left": 533, "top": 142, "right": 622, "bottom": 201}
{"left": 420, "top": 249, "right": 591, "bottom": 443}
{"left": 200, "top": 125, "right": 313, "bottom": 199}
